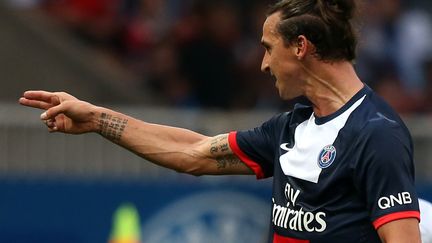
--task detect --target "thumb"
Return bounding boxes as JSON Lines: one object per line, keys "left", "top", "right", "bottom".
{"left": 40, "top": 102, "right": 69, "bottom": 120}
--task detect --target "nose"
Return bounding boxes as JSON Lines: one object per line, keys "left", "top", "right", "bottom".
{"left": 261, "top": 53, "right": 270, "bottom": 73}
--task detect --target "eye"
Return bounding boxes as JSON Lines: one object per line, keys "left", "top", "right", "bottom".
{"left": 264, "top": 45, "right": 272, "bottom": 54}
{"left": 261, "top": 40, "right": 272, "bottom": 54}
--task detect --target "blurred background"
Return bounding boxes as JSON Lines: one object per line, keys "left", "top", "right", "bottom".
{"left": 0, "top": 0, "right": 431, "bottom": 242}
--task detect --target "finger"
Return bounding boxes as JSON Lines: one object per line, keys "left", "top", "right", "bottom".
{"left": 45, "top": 119, "right": 56, "bottom": 127}
{"left": 22, "top": 90, "right": 57, "bottom": 103}
{"left": 19, "top": 97, "right": 54, "bottom": 110}
{"left": 22, "top": 91, "right": 61, "bottom": 107}
{"left": 41, "top": 118, "right": 58, "bottom": 132}
{"left": 47, "top": 126, "right": 58, "bottom": 133}
{"left": 41, "top": 102, "right": 69, "bottom": 120}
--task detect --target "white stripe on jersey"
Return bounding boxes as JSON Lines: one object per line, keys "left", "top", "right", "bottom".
{"left": 279, "top": 95, "right": 366, "bottom": 183}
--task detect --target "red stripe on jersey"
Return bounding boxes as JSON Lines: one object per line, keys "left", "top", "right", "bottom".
{"left": 228, "top": 131, "right": 265, "bottom": 179}
{"left": 273, "top": 233, "right": 310, "bottom": 243}
{"left": 373, "top": 210, "right": 420, "bottom": 229}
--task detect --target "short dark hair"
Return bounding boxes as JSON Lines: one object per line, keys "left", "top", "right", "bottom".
{"left": 267, "top": 0, "right": 358, "bottom": 62}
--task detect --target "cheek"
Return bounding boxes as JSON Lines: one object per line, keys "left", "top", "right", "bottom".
{"left": 271, "top": 53, "right": 296, "bottom": 75}
{"left": 270, "top": 55, "right": 284, "bottom": 74}
{"left": 277, "top": 62, "right": 298, "bottom": 81}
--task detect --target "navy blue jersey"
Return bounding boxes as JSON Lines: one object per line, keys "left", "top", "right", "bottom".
{"left": 228, "top": 85, "right": 420, "bottom": 243}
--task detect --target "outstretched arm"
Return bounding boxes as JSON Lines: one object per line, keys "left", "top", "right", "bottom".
{"left": 19, "top": 91, "right": 253, "bottom": 176}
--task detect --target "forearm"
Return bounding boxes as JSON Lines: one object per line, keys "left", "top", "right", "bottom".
{"left": 92, "top": 106, "right": 210, "bottom": 173}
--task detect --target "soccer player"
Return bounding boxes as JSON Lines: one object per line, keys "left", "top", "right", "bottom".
{"left": 19, "top": 0, "right": 421, "bottom": 242}
{"left": 420, "top": 198, "right": 432, "bottom": 243}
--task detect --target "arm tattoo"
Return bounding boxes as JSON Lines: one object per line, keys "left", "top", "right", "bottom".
{"left": 209, "top": 135, "right": 242, "bottom": 169}
{"left": 215, "top": 154, "right": 242, "bottom": 169}
{"left": 99, "top": 113, "right": 128, "bottom": 143}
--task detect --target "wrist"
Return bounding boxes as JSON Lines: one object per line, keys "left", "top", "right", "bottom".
{"left": 90, "top": 106, "right": 105, "bottom": 133}
{"left": 91, "top": 107, "right": 129, "bottom": 143}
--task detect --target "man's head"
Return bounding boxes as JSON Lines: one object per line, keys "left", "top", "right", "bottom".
{"left": 261, "top": 0, "right": 358, "bottom": 99}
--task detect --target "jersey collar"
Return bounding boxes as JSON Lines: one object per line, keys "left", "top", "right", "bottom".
{"left": 314, "top": 84, "right": 370, "bottom": 125}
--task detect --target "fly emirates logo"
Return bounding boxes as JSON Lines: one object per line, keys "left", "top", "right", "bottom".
{"left": 272, "top": 183, "right": 327, "bottom": 232}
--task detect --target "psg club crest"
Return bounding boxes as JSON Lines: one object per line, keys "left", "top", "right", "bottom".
{"left": 317, "top": 145, "right": 337, "bottom": 168}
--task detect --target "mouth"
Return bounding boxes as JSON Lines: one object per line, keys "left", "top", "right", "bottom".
{"left": 269, "top": 70, "right": 275, "bottom": 79}
{"left": 270, "top": 71, "right": 277, "bottom": 85}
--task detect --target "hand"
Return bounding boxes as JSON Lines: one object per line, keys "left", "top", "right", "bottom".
{"left": 19, "top": 91, "right": 99, "bottom": 134}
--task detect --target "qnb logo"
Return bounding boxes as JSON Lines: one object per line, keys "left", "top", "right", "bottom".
{"left": 378, "top": 192, "right": 413, "bottom": 210}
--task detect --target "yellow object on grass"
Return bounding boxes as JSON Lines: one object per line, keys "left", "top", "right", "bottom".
{"left": 109, "top": 203, "right": 141, "bottom": 243}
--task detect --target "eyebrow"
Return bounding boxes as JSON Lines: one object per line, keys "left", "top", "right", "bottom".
{"left": 261, "top": 39, "right": 271, "bottom": 49}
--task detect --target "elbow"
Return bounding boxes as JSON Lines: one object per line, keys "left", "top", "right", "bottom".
{"left": 181, "top": 165, "right": 206, "bottom": 177}
{"left": 173, "top": 167, "right": 204, "bottom": 177}
{"left": 170, "top": 158, "right": 206, "bottom": 177}
{"left": 184, "top": 169, "right": 205, "bottom": 177}
{"left": 177, "top": 147, "right": 208, "bottom": 176}
{"left": 167, "top": 144, "right": 210, "bottom": 176}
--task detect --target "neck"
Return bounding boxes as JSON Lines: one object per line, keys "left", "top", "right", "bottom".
{"left": 300, "top": 60, "right": 364, "bottom": 117}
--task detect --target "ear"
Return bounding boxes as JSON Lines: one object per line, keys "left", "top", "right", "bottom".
{"left": 295, "top": 35, "right": 309, "bottom": 60}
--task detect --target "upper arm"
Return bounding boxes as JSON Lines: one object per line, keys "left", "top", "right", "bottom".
{"left": 377, "top": 218, "right": 421, "bottom": 243}
{"left": 191, "top": 133, "right": 254, "bottom": 176}
{"left": 185, "top": 114, "right": 284, "bottom": 177}
{"left": 352, "top": 122, "right": 420, "bottom": 232}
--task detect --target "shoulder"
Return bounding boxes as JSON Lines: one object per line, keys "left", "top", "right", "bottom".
{"left": 361, "top": 112, "right": 404, "bottom": 137}
{"left": 264, "top": 103, "right": 313, "bottom": 128}
{"left": 355, "top": 112, "right": 412, "bottom": 156}
{"left": 348, "top": 92, "right": 414, "bottom": 167}
{"left": 353, "top": 89, "right": 412, "bottom": 144}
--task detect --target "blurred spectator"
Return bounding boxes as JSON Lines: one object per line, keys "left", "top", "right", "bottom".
{"left": 233, "top": 1, "right": 281, "bottom": 109}
{"left": 423, "top": 60, "right": 432, "bottom": 113}
{"left": 10, "top": 0, "right": 432, "bottom": 112}
{"left": 356, "top": 0, "right": 432, "bottom": 113}
{"left": 121, "top": 0, "right": 185, "bottom": 57}
{"left": 146, "top": 39, "right": 197, "bottom": 107}
{"left": 41, "top": 0, "right": 123, "bottom": 49}
{"left": 5, "top": 0, "right": 40, "bottom": 9}
{"left": 176, "top": 1, "right": 241, "bottom": 109}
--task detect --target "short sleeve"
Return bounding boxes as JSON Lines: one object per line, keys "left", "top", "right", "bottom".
{"left": 353, "top": 122, "right": 420, "bottom": 229}
{"left": 228, "top": 113, "right": 285, "bottom": 179}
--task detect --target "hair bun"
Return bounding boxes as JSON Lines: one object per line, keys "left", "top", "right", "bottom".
{"left": 317, "top": 0, "right": 356, "bottom": 21}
